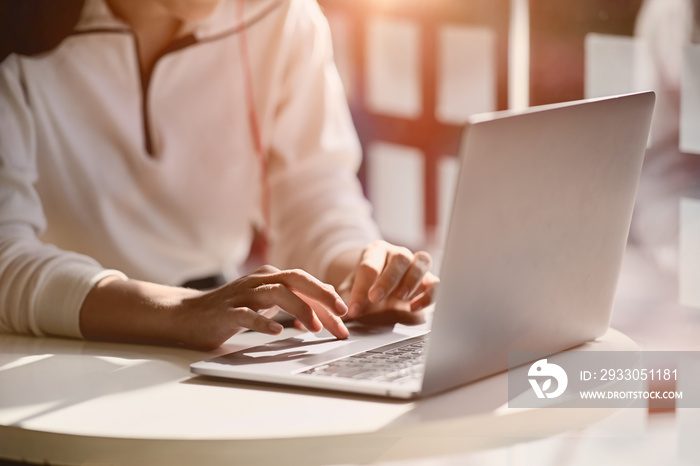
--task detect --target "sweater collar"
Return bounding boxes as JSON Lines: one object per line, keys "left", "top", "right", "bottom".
{"left": 76, "top": 0, "right": 281, "bottom": 39}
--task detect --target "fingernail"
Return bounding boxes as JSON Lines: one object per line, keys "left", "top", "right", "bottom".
{"left": 268, "top": 321, "right": 283, "bottom": 333}
{"left": 397, "top": 287, "right": 410, "bottom": 300}
{"left": 335, "top": 298, "right": 348, "bottom": 316}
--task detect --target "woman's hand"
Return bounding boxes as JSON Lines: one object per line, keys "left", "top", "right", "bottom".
{"left": 81, "top": 265, "right": 349, "bottom": 351}
{"left": 175, "top": 265, "right": 349, "bottom": 349}
{"left": 332, "top": 240, "right": 439, "bottom": 319}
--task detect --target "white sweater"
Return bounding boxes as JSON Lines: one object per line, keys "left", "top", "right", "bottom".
{"left": 0, "top": 0, "right": 380, "bottom": 338}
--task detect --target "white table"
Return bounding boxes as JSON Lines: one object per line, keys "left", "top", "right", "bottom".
{"left": 0, "top": 326, "right": 639, "bottom": 465}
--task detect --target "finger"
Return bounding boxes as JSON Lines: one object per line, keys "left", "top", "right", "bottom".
{"left": 367, "top": 247, "right": 413, "bottom": 303}
{"left": 229, "top": 307, "right": 284, "bottom": 334}
{"left": 409, "top": 274, "right": 439, "bottom": 311}
{"left": 391, "top": 251, "right": 432, "bottom": 301}
{"left": 409, "top": 291, "right": 433, "bottom": 312}
{"left": 308, "top": 300, "right": 349, "bottom": 339}
{"left": 293, "top": 319, "right": 305, "bottom": 331}
{"left": 259, "top": 306, "right": 280, "bottom": 319}
{"left": 347, "top": 244, "right": 387, "bottom": 317}
{"left": 252, "top": 284, "right": 324, "bottom": 333}
{"left": 248, "top": 264, "right": 281, "bottom": 276}
{"left": 285, "top": 304, "right": 348, "bottom": 340}
{"left": 269, "top": 269, "right": 348, "bottom": 317}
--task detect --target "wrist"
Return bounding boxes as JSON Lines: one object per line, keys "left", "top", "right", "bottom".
{"left": 80, "top": 276, "right": 201, "bottom": 346}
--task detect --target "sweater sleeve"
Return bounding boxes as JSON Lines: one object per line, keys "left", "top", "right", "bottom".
{"left": 0, "top": 55, "right": 125, "bottom": 338}
{"left": 265, "top": 0, "right": 381, "bottom": 279}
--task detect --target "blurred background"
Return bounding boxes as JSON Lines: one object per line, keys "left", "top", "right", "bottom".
{"left": 319, "top": 0, "right": 648, "bottom": 251}
{"left": 316, "top": 3, "right": 700, "bottom": 462}
{"left": 316, "top": 0, "right": 700, "bottom": 337}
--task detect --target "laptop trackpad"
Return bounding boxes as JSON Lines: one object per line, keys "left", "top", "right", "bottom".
{"left": 201, "top": 322, "right": 430, "bottom": 374}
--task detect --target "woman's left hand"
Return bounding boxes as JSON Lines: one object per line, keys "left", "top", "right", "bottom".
{"left": 337, "top": 240, "right": 439, "bottom": 319}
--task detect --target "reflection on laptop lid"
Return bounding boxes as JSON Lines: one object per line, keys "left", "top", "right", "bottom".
{"left": 191, "top": 91, "right": 655, "bottom": 399}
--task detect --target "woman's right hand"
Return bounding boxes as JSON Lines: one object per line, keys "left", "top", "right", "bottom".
{"left": 174, "top": 265, "right": 349, "bottom": 350}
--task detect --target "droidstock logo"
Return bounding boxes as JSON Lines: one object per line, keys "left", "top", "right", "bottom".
{"left": 528, "top": 359, "right": 568, "bottom": 399}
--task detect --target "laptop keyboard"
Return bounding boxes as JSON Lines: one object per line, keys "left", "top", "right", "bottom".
{"left": 299, "top": 336, "right": 428, "bottom": 385}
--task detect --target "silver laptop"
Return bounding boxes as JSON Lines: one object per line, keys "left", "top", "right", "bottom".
{"left": 191, "top": 91, "right": 655, "bottom": 399}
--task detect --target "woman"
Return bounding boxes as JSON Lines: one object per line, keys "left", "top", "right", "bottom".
{"left": 0, "top": 0, "right": 438, "bottom": 349}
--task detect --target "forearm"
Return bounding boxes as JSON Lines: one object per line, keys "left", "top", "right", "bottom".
{"left": 79, "top": 275, "right": 200, "bottom": 346}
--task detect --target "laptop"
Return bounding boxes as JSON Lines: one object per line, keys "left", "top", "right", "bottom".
{"left": 191, "top": 91, "right": 655, "bottom": 399}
